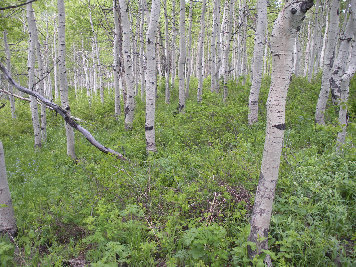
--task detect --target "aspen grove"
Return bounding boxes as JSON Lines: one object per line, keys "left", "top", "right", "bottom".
{"left": 0, "top": 0, "right": 355, "bottom": 265}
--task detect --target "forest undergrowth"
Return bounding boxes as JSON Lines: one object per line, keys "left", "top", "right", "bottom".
{"left": 0, "top": 75, "right": 355, "bottom": 266}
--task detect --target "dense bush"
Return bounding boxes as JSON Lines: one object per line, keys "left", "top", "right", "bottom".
{"left": 0, "top": 75, "right": 354, "bottom": 266}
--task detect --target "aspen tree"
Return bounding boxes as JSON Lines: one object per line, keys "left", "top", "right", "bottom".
{"left": 178, "top": 0, "right": 186, "bottom": 112}
{"left": 210, "top": 0, "right": 220, "bottom": 93}
{"left": 335, "top": 0, "right": 356, "bottom": 146}
{"left": 221, "top": 0, "right": 234, "bottom": 102}
{"left": 197, "top": 0, "right": 207, "bottom": 103}
{"left": 119, "top": 0, "right": 135, "bottom": 129}
{"left": 330, "top": 11, "right": 353, "bottom": 103}
{"left": 113, "top": 0, "right": 121, "bottom": 117}
{"left": 145, "top": 0, "right": 161, "bottom": 152}
{"left": 171, "top": 0, "right": 177, "bottom": 92}
{"left": 164, "top": 0, "right": 170, "bottom": 103}
{"left": 27, "top": 4, "right": 47, "bottom": 143}
{"left": 0, "top": 142, "right": 17, "bottom": 236}
{"left": 27, "top": 2, "right": 41, "bottom": 148}
{"left": 248, "top": 0, "right": 267, "bottom": 124}
{"left": 315, "top": 0, "right": 340, "bottom": 125}
{"left": 58, "top": 0, "right": 76, "bottom": 159}
{"left": 248, "top": 0, "right": 314, "bottom": 261}
{"left": 89, "top": 1, "right": 104, "bottom": 104}
{"left": 3, "top": 31, "right": 16, "bottom": 119}
{"left": 140, "top": 0, "right": 146, "bottom": 100}
{"left": 185, "top": 0, "right": 193, "bottom": 98}
{"left": 53, "top": 18, "right": 59, "bottom": 101}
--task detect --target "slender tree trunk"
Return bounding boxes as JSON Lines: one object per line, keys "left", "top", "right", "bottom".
{"left": 27, "top": 3, "right": 41, "bottom": 148}
{"left": 185, "top": 0, "right": 193, "bottom": 98}
{"left": 27, "top": 5, "right": 47, "bottom": 143}
{"left": 113, "top": 0, "right": 121, "bottom": 117}
{"left": 336, "top": 1, "right": 356, "bottom": 147}
{"left": 0, "top": 141, "right": 17, "bottom": 236}
{"left": 3, "top": 31, "right": 16, "bottom": 119}
{"left": 58, "top": 0, "right": 76, "bottom": 159}
{"left": 164, "top": 0, "right": 170, "bottom": 103}
{"left": 210, "top": 0, "right": 220, "bottom": 93}
{"left": 248, "top": 0, "right": 314, "bottom": 261}
{"left": 119, "top": 0, "right": 135, "bottom": 129}
{"left": 53, "top": 19, "right": 59, "bottom": 101}
{"left": 140, "top": 0, "right": 146, "bottom": 100}
{"left": 330, "top": 13, "right": 353, "bottom": 103}
{"left": 178, "top": 0, "right": 186, "bottom": 112}
{"left": 315, "top": 0, "right": 340, "bottom": 124}
{"left": 145, "top": 0, "right": 161, "bottom": 152}
{"left": 197, "top": 0, "right": 207, "bottom": 103}
{"left": 88, "top": 2, "right": 104, "bottom": 104}
{"left": 171, "top": 0, "right": 177, "bottom": 92}
{"left": 320, "top": 2, "right": 329, "bottom": 69}
{"left": 221, "top": 0, "right": 234, "bottom": 102}
{"left": 248, "top": 0, "right": 267, "bottom": 124}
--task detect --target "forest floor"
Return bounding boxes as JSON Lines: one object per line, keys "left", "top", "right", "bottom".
{"left": 0, "top": 75, "right": 355, "bottom": 266}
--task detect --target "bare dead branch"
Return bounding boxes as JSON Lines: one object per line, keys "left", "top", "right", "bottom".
{"left": 0, "top": 62, "right": 126, "bottom": 161}
{"left": 0, "top": 0, "right": 37, "bottom": 11}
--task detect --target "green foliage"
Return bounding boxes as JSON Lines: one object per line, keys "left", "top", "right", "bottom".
{"left": 0, "top": 75, "right": 355, "bottom": 266}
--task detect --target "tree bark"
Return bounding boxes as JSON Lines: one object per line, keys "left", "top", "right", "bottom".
{"left": 164, "top": 0, "right": 170, "bottom": 103}
{"left": 145, "top": 0, "right": 161, "bottom": 152}
{"left": 248, "top": 0, "right": 267, "bottom": 124}
{"left": 210, "top": 0, "right": 221, "bottom": 93}
{"left": 248, "top": 0, "right": 314, "bottom": 260}
{"left": 58, "top": 0, "right": 76, "bottom": 159}
{"left": 196, "top": 0, "right": 207, "bottom": 103}
{"left": 185, "top": 0, "right": 193, "bottom": 98}
{"left": 315, "top": 0, "right": 340, "bottom": 124}
{"left": 113, "top": 0, "right": 121, "bottom": 117}
{"left": 0, "top": 141, "right": 17, "bottom": 236}
{"left": 119, "top": 0, "right": 135, "bottom": 129}
{"left": 3, "top": 31, "right": 16, "bottom": 119}
{"left": 221, "top": 0, "right": 234, "bottom": 102}
{"left": 178, "top": 0, "right": 186, "bottom": 112}
{"left": 27, "top": 2, "right": 41, "bottom": 148}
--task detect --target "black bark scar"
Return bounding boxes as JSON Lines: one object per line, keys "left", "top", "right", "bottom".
{"left": 273, "top": 123, "right": 286, "bottom": 130}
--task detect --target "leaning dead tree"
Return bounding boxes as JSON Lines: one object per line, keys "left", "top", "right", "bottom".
{"left": 0, "top": 62, "right": 126, "bottom": 161}
{"left": 0, "top": 141, "right": 17, "bottom": 236}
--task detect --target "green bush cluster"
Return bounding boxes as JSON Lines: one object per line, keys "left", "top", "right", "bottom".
{"left": 0, "top": 75, "right": 354, "bottom": 266}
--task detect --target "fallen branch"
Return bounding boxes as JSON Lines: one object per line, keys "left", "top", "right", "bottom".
{"left": 0, "top": 62, "right": 126, "bottom": 161}
{"left": 0, "top": 0, "right": 37, "bottom": 11}
{"left": 0, "top": 103, "right": 5, "bottom": 109}
{"left": 0, "top": 88, "right": 31, "bottom": 102}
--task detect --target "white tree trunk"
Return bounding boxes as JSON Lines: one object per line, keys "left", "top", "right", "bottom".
{"left": 170, "top": 0, "right": 177, "bottom": 93}
{"left": 27, "top": 3, "right": 41, "bottom": 148}
{"left": 164, "top": 0, "right": 170, "bottom": 103}
{"left": 119, "top": 0, "right": 135, "bottom": 129}
{"left": 221, "top": 0, "right": 234, "bottom": 102}
{"left": 0, "top": 142, "right": 17, "bottom": 236}
{"left": 178, "top": 0, "right": 186, "bottom": 112}
{"left": 315, "top": 0, "right": 340, "bottom": 124}
{"left": 336, "top": 0, "right": 356, "bottom": 147}
{"left": 88, "top": 2, "right": 104, "bottom": 104}
{"left": 145, "top": 0, "right": 161, "bottom": 152}
{"left": 27, "top": 5, "right": 47, "bottom": 143}
{"left": 248, "top": 0, "right": 267, "bottom": 124}
{"left": 58, "top": 0, "right": 76, "bottom": 159}
{"left": 330, "top": 13, "right": 353, "bottom": 103}
{"left": 210, "top": 0, "right": 221, "bottom": 93}
{"left": 113, "top": 0, "right": 121, "bottom": 117}
{"left": 248, "top": 0, "right": 314, "bottom": 260}
{"left": 185, "top": 0, "right": 193, "bottom": 98}
{"left": 196, "top": 0, "right": 207, "bottom": 103}
{"left": 3, "top": 31, "right": 16, "bottom": 119}
{"left": 53, "top": 18, "right": 59, "bottom": 101}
